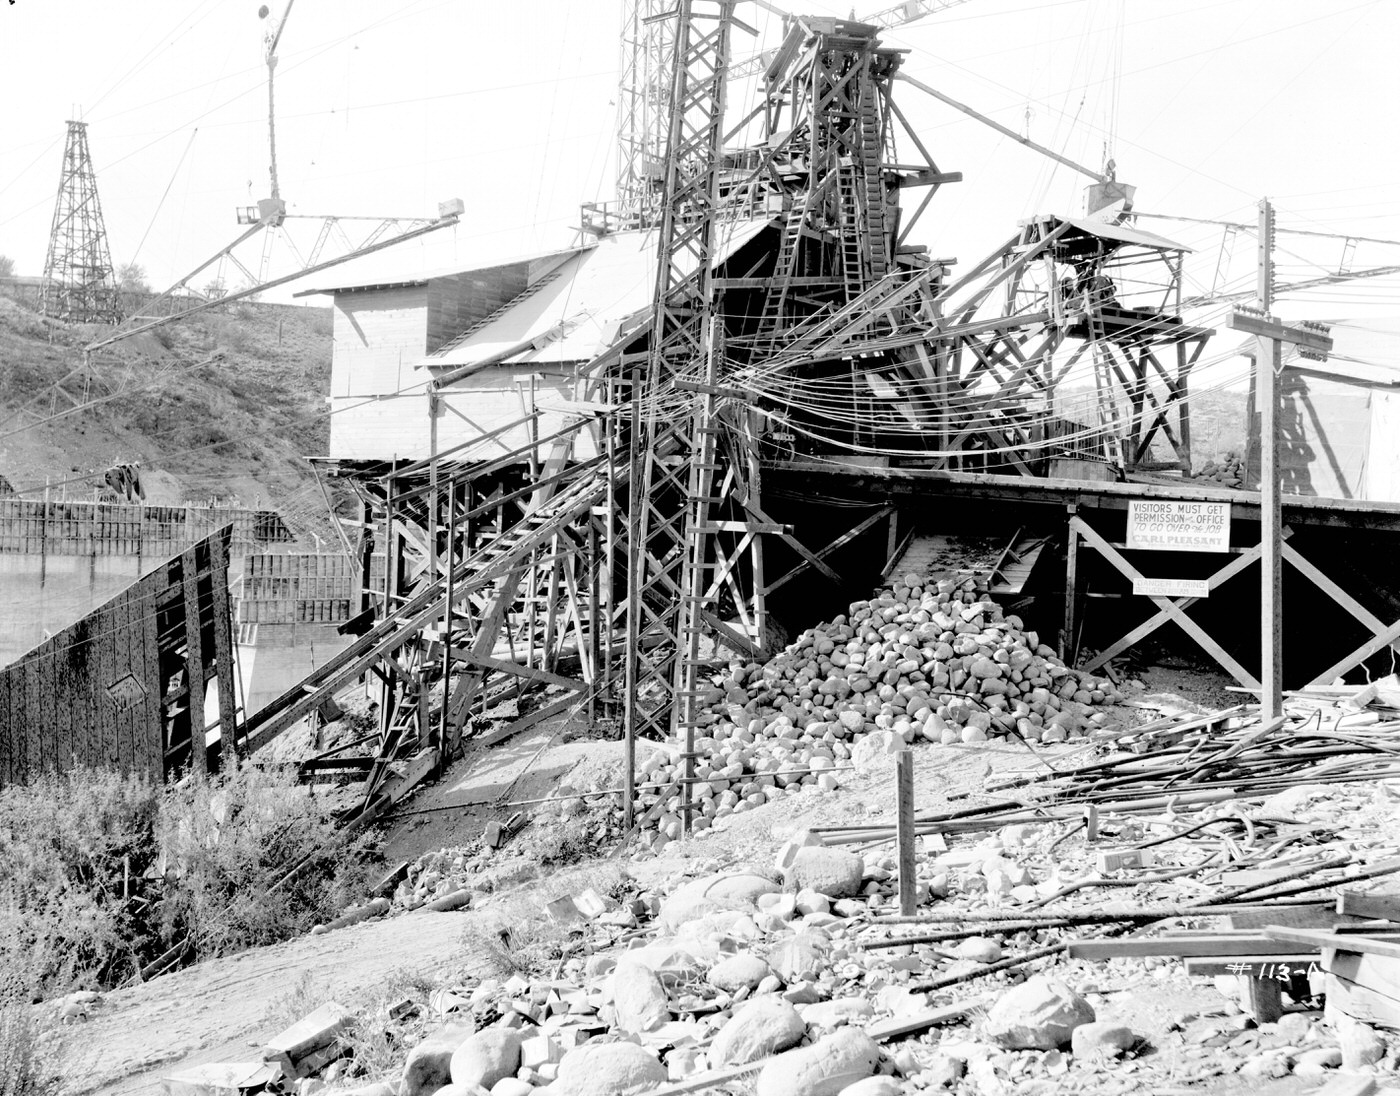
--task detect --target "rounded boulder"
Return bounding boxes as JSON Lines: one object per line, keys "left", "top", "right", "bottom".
{"left": 707, "top": 953, "right": 773, "bottom": 994}
{"left": 711, "top": 996, "right": 806, "bottom": 1066}
{"left": 755, "top": 1028, "right": 881, "bottom": 1096}
{"left": 787, "top": 847, "right": 864, "bottom": 898}
{"left": 548, "top": 1042, "right": 667, "bottom": 1096}
{"left": 984, "top": 975, "right": 1095, "bottom": 1050}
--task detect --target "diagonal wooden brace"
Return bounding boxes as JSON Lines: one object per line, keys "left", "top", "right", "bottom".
{"left": 1072, "top": 517, "right": 1261, "bottom": 689}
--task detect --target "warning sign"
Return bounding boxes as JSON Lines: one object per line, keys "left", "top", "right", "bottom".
{"left": 1126, "top": 500, "right": 1230, "bottom": 553}
{"left": 1132, "top": 577, "right": 1211, "bottom": 598}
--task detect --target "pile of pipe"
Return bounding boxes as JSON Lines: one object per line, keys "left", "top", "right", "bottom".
{"left": 638, "top": 572, "right": 1122, "bottom": 842}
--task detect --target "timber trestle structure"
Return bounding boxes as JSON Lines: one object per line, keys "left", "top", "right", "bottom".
{"left": 238, "top": 12, "right": 1399, "bottom": 827}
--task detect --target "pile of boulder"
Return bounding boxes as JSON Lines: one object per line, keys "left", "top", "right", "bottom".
{"left": 1193, "top": 451, "right": 1246, "bottom": 488}
{"left": 634, "top": 573, "right": 1123, "bottom": 845}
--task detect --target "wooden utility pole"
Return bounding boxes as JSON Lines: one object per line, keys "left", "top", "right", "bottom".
{"left": 1227, "top": 198, "right": 1332, "bottom": 717}
{"left": 1257, "top": 198, "right": 1281, "bottom": 720}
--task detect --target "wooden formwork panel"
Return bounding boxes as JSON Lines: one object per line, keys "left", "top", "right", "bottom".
{"left": 0, "top": 526, "right": 237, "bottom": 788}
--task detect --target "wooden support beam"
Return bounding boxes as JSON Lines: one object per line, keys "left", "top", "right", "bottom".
{"left": 180, "top": 546, "right": 208, "bottom": 777}
{"left": 450, "top": 649, "right": 588, "bottom": 694}
{"left": 1071, "top": 517, "right": 1260, "bottom": 689}
{"left": 1069, "top": 935, "right": 1316, "bottom": 959}
{"left": 1284, "top": 542, "right": 1400, "bottom": 658}
{"left": 1080, "top": 535, "right": 1281, "bottom": 674}
{"left": 1184, "top": 956, "right": 1320, "bottom": 979}
{"left": 1266, "top": 927, "right": 1400, "bottom": 960}
{"left": 1306, "top": 618, "right": 1400, "bottom": 689}
{"left": 477, "top": 692, "right": 585, "bottom": 747}
{"left": 1062, "top": 509, "right": 1079, "bottom": 664}
{"left": 1337, "top": 890, "right": 1400, "bottom": 922}
{"left": 208, "top": 529, "right": 240, "bottom": 768}
{"left": 762, "top": 506, "right": 891, "bottom": 596}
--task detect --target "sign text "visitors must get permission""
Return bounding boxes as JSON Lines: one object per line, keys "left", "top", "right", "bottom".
{"left": 1125, "top": 500, "right": 1231, "bottom": 552}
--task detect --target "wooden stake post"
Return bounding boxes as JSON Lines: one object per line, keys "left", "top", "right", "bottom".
{"left": 897, "top": 750, "right": 917, "bottom": 915}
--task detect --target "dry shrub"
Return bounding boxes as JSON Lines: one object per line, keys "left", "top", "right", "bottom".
{"left": 265, "top": 970, "right": 332, "bottom": 1031}
{"left": 338, "top": 967, "right": 437, "bottom": 1083}
{"left": 0, "top": 954, "right": 62, "bottom": 1096}
{"left": 0, "top": 765, "right": 375, "bottom": 998}
{"left": 265, "top": 967, "right": 437, "bottom": 1085}
{"left": 0, "top": 1003, "right": 56, "bottom": 1096}
{"left": 458, "top": 898, "right": 583, "bottom": 980}
{"left": 156, "top": 765, "right": 372, "bottom": 959}
{"left": 0, "top": 768, "right": 161, "bottom": 994}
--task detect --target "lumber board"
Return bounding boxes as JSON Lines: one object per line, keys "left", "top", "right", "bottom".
{"left": 451, "top": 649, "right": 587, "bottom": 694}
{"left": 476, "top": 693, "right": 584, "bottom": 747}
{"left": 209, "top": 528, "right": 239, "bottom": 768}
{"left": 1225, "top": 903, "right": 1333, "bottom": 930}
{"left": 0, "top": 670, "right": 11, "bottom": 784}
{"left": 112, "top": 597, "right": 136, "bottom": 775}
{"left": 138, "top": 576, "right": 163, "bottom": 780}
{"left": 1326, "top": 951, "right": 1400, "bottom": 1030}
{"left": 1069, "top": 935, "right": 1316, "bottom": 960}
{"left": 180, "top": 547, "right": 208, "bottom": 777}
{"left": 1245, "top": 974, "right": 1285, "bottom": 1023}
{"left": 1265, "top": 927, "right": 1400, "bottom": 960}
{"left": 37, "top": 632, "right": 57, "bottom": 775}
{"left": 1338, "top": 890, "right": 1400, "bottom": 923}
{"left": 864, "top": 997, "right": 989, "bottom": 1040}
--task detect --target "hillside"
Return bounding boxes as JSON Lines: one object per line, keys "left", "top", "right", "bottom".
{"left": 0, "top": 293, "right": 337, "bottom": 533}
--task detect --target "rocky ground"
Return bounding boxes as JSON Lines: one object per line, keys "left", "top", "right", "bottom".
{"left": 65, "top": 715, "right": 1400, "bottom": 1096}
{"left": 55, "top": 571, "right": 1400, "bottom": 1096}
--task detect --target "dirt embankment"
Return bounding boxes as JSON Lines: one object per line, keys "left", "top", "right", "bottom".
{"left": 0, "top": 294, "right": 337, "bottom": 527}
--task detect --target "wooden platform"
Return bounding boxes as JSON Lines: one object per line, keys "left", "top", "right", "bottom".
{"left": 764, "top": 461, "right": 1400, "bottom": 532}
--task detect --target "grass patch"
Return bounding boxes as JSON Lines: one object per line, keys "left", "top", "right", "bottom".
{"left": 458, "top": 898, "right": 584, "bottom": 980}
{"left": 338, "top": 967, "right": 438, "bottom": 1084}
{"left": 0, "top": 998, "right": 59, "bottom": 1096}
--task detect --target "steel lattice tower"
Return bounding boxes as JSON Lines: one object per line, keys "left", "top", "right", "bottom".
{"left": 42, "top": 121, "right": 121, "bottom": 325}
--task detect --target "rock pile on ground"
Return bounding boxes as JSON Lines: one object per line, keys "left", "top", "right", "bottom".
{"left": 634, "top": 572, "right": 1122, "bottom": 845}
{"left": 250, "top": 819, "right": 1382, "bottom": 1096}
{"left": 1193, "top": 451, "right": 1245, "bottom": 488}
{"left": 166, "top": 732, "right": 1400, "bottom": 1096}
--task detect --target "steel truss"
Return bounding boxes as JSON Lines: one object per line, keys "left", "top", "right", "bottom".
{"left": 42, "top": 121, "right": 121, "bottom": 325}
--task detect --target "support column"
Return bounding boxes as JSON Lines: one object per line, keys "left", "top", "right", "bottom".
{"left": 1257, "top": 198, "right": 1282, "bottom": 720}
{"left": 1227, "top": 202, "right": 1332, "bottom": 711}
{"left": 1063, "top": 504, "right": 1079, "bottom": 665}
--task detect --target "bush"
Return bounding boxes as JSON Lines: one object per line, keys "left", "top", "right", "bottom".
{"left": 0, "top": 765, "right": 376, "bottom": 999}
{"left": 156, "top": 766, "right": 370, "bottom": 958}
{"left": 0, "top": 998, "right": 58, "bottom": 1096}
{"left": 0, "top": 769, "right": 161, "bottom": 995}
{"left": 458, "top": 898, "right": 583, "bottom": 980}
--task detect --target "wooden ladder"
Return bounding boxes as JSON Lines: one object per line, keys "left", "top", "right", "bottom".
{"left": 838, "top": 164, "right": 866, "bottom": 305}
{"left": 673, "top": 407, "right": 725, "bottom": 833}
{"left": 858, "top": 81, "right": 889, "bottom": 280}
{"left": 754, "top": 207, "right": 805, "bottom": 351}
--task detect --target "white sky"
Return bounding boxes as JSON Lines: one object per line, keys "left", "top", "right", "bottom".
{"left": 2, "top": 0, "right": 1398, "bottom": 333}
